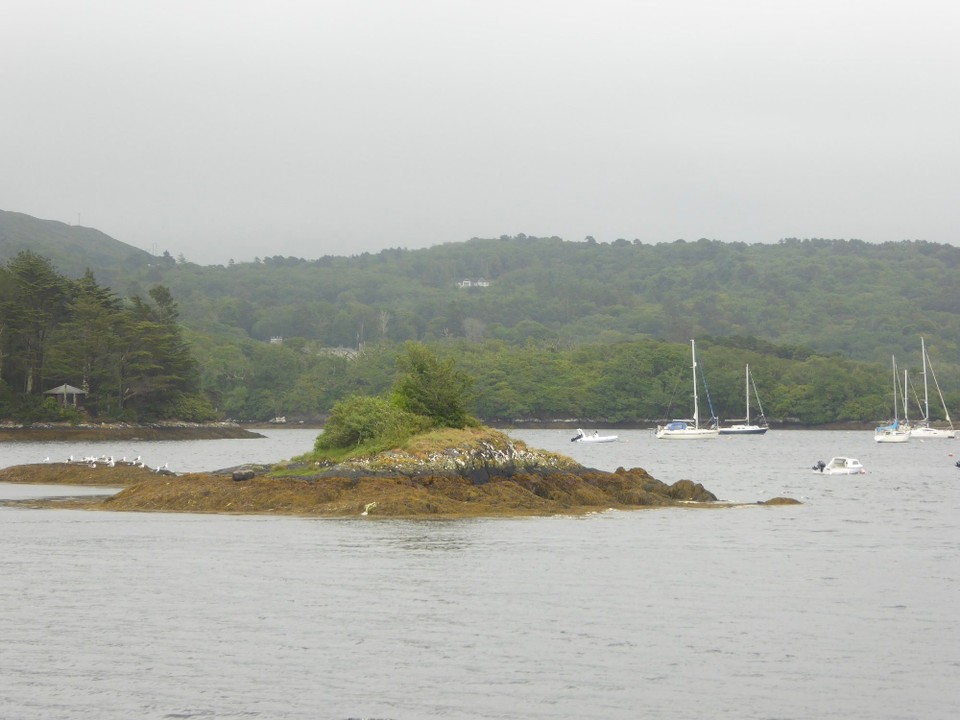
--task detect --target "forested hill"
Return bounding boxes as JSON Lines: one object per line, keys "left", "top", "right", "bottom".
{"left": 0, "top": 209, "right": 154, "bottom": 286}
{"left": 4, "top": 222, "right": 960, "bottom": 424}
{"left": 156, "top": 235, "right": 960, "bottom": 366}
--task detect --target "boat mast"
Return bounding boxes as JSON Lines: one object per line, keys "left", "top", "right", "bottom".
{"left": 745, "top": 365, "right": 751, "bottom": 425}
{"left": 891, "top": 356, "right": 899, "bottom": 423}
{"left": 921, "top": 337, "right": 931, "bottom": 423}
{"left": 903, "top": 368, "right": 910, "bottom": 425}
{"left": 923, "top": 338, "right": 954, "bottom": 428}
{"left": 691, "top": 339, "right": 700, "bottom": 429}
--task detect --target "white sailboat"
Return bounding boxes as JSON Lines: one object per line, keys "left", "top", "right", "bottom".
{"left": 909, "top": 337, "right": 956, "bottom": 439}
{"left": 656, "top": 340, "right": 719, "bottom": 439}
{"left": 875, "top": 355, "right": 910, "bottom": 443}
{"left": 719, "top": 364, "right": 769, "bottom": 435}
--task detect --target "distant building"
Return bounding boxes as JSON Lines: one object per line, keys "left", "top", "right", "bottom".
{"left": 269, "top": 336, "right": 283, "bottom": 345}
{"left": 457, "top": 278, "right": 490, "bottom": 288}
{"left": 319, "top": 346, "right": 360, "bottom": 359}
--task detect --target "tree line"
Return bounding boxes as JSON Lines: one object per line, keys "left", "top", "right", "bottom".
{"left": 2, "top": 245, "right": 957, "bottom": 427}
{"left": 0, "top": 251, "right": 213, "bottom": 422}
{"left": 149, "top": 235, "right": 960, "bottom": 370}
{"left": 186, "top": 333, "right": 955, "bottom": 427}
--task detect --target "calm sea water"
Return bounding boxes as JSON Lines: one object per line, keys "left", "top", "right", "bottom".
{"left": 1, "top": 428, "right": 958, "bottom": 719}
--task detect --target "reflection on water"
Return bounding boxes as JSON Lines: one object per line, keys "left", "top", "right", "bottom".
{"left": 378, "top": 521, "right": 482, "bottom": 552}
{"left": 2, "top": 429, "right": 959, "bottom": 720}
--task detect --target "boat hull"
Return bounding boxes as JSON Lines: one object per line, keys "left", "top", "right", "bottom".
{"left": 909, "top": 426, "right": 956, "bottom": 439}
{"left": 875, "top": 430, "right": 911, "bottom": 443}
{"left": 718, "top": 425, "right": 768, "bottom": 435}
{"left": 571, "top": 429, "right": 619, "bottom": 443}
{"left": 656, "top": 426, "right": 719, "bottom": 439}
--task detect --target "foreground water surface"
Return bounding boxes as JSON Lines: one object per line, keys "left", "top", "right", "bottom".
{"left": 1, "top": 428, "right": 958, "bottom": 719}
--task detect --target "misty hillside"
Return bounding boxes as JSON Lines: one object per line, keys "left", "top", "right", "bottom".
{"left": 0, "top": 209, "right": 154, "bottom": 282}
{"left": 142, "top": 235, "right": 960, "bottom": 368}
{"left": 5, "top": 217, "right": 960, "bottom": 424}
{"left": 4, "top": 211, "right": 960, "bottom": 370}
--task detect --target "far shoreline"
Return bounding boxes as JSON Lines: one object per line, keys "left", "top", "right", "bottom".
{"left": 0, "top": 422, "right": 265, "bottom": 443}
{"left": 0, "top": 418, "right": 882, "bottom": 444}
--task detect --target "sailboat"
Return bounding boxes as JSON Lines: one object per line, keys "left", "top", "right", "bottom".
{"left": 656, "top": 340, "right": 719, "bottom": 439}
{"left": 909, "top": 337, "right": 956, "bottom": 439}
{"left": 719, "top": 364, "right": 769, "bottom": 435}
{"left": 875, "top": 355, "right": 910, "bottom": 443}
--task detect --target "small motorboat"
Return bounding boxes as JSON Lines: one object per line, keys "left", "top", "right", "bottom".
{"left": 812, "top": 457, "right": 865, "bottom": 475}
{"left": 571, "top": 428, "right": 619, "bottom": 443}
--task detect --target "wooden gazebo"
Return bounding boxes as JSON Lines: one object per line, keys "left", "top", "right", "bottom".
{"left": 44, "top": 384, "right": 86, "bottom": 407}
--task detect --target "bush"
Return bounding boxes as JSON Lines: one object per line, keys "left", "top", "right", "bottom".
{"left": 165, "top": 393, "right": 220, "bottom": 422}
{"left": 391, "top": 342, "right": 474, "bottom": 428}
{"left": 315, "top": 395, "right": 431, "bottom": 451}
{"left": 0, "top": 394, "right": 81, "bottom": 423}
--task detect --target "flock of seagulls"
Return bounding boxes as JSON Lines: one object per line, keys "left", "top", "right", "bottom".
{"left": 43, "top": 455, "right": 172, "bottom": 473}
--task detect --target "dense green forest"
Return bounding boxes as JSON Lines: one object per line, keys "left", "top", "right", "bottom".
{"left": 155, "top": 234, "right": 960, "bottom": 364}
{"left": 2, "top": 211, "right": 959, "bottom": 426}
{"left": 0, "top": 250, "right": 213, "bottom": 422}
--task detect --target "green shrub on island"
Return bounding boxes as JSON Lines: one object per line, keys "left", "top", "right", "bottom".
{"left": 390, "top": 342, "right": 474, "bottom": 429}
{"left": 314, "top": 395, "right": 432, "bottom": 455}
{"left": 314, "top": 343, "right": 477, "bottom": 459}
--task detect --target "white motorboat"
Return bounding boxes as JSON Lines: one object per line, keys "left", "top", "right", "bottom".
{"left": 812, "top": 457, "right": 865, "bottom": 475}
{"left": 656, "top": 339, "right": 719, "bottom": 440}
{"left": 570, "top": 428, "right": 619, "bottom": 443}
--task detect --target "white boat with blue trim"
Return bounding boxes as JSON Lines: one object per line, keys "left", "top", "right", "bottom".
{"left": 656, "top": 340, "right": 719, "bottom": 440}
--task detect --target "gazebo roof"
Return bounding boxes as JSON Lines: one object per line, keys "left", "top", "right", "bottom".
{"left": 44, "top": 384, "right": 86, "bottom": 395}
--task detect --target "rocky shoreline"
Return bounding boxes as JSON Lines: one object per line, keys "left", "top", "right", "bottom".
{"left": 0, "top": 462, "right": 730, "bottom": 517}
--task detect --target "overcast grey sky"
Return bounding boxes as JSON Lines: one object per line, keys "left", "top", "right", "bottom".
{"left": 3, "top": 0, "right": 958, "bottom": 265}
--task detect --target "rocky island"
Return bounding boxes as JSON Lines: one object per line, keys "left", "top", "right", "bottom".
{"left": 0, "top": 427, "right": 755, "bottom": 518}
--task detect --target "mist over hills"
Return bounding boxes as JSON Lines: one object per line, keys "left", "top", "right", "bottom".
{"left": 0, "top": 209, "right": 154, "bottom": 285}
